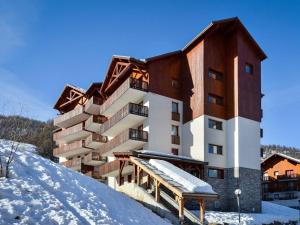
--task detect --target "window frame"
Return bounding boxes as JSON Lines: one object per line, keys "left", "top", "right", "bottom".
{"left": 245, "top": 63, "right": 254, "bottom": 74}
{"left": 171, "top": 125, "right": 179, "bottom": 136}
{"left": 208, "top": 94, "right": 224, "bottom": 106}
{"left": 208, "top": 69, "right": 223, "bottom": 81}
{"left": 208, "top": 144, "right": 223, "bottom": 155}
{"left": 208, "top": 119, "right": 223, "bottom": 130}
{"left": 172, "top": 101, "right": 179, "bottom": 113}
{"left": 207, "top": 168, "right": 224, "bottom": 179}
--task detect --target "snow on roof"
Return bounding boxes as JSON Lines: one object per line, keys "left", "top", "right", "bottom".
{"left": 149, "top": 159, "right": 217, "bottom": 195}
{"left": 261, "top": 152, "right": 300, "bottom": 164}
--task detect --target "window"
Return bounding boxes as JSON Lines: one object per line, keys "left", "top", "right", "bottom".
{"left": 208, "top": 94, "right": 223, "bottom": 105}
{"left": 171, "top": 125, "right": 179, "bottom": 136}
{"left": 172, "top": 102, "right": 179, "bottom": 113}
{"left": 286, "top": 170, "right": 295, "bottom": 177}
{"left": 208, "top": 144, "right": 223, "bottom": 155}
{"left": 208, "top": 69, "right": 223, "bottom": 81}
{"left": 263, "top": 173, "right": 269, "bottom": 181}
{"left": 208, "top": 119, "right": 223, "bottom": 130}
{"left": 245, "top": 63, "right": 253, "bottom": 74}
{"left": 171, "top": 148, "right": 179, "bottom": 155}
{"left": 207, "top": 168, "right": 224, "bottom": 179}
{"left": 274, "top": 171, "right": 279, "bottom": 177}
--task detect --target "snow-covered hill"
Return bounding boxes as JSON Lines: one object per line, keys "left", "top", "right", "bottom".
{"left": 0, "top": 140, "right": 170, "bottom": 225}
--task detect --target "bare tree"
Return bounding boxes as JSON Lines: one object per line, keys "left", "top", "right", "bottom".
{"left": 0, "top": 105, "right": 30, "bottom": 178}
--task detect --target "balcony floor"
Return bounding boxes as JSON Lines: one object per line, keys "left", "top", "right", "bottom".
{"left": 102, "top": 114, "right": 146, "bottom": 137}
{"left": 55, "top": 130, "right": 91, "bottom": 144}
{"left": 102, "top": 139, "right": 146, "bottom": 156}
{"left": 85, "top": 123, "right": 102, "bottom": 133}
{"left": 55, "top": 113, "right": 90, "bottom": 128}
{"left": 57, "top": 146, "right": 91, "bottom": 158}
{"left": 101, "top": 88, "right": 147, "bottom": 117}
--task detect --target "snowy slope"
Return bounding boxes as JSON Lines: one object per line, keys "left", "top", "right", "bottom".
{"left": 0, "top": 140, "right": 171, "bottom": 225}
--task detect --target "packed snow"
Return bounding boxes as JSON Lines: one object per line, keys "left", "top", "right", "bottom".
{"left": 149, "top": 159, "right": 216, "bottom": 194}
{"left": 0, "top": 140, "right": 171, "bottom": 225}
{"left": 193, "top": 201, "right": 298, "bottom": 225}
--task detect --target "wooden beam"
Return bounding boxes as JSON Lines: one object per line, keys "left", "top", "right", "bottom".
{"left": 178, "top": 197, "right": 184, "bottom": 223}
{"left": 199, "top": 198, "right": 205, "bottom": 223}
{"left": 155, "top": 179, "right": 160, "bottom": 202}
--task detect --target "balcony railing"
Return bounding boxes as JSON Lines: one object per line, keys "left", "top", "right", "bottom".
{"left": 54, "top": 105, "right": 90, "bottom": 128}
{"left": 85, "top": 115, "right": 107, "bottom": 132}
{"left": 100, "top": 128, "right": 148, "bottom": 155}
{"left": 53, "top": 122, "right": 91, "bottom": 144}
{"left": 61, "top": 157, "right": 81, "bottom": 169}
{"left": 101, "top": 103, "right": 148, "bottom": 134}
{"left": 98, "top": 160, "right": 121, "bottom": 176}
{"left": 85, "top": 133, "right": 108, "bottom": 149}
{"left": 53, "top": 140, "right": 90, "bottom": 157}
{"left": 85, "top": 96, "right": 102, "bottom": 114}
{"left": 100, "top": 77, "right": 148, "bottom": 116}
{"left": 83, "top": 152, "right": 106, "bottom": 164}
{"left": 171, "top": 135, "right": 180, "bottom": 145}
{"left": 262, "top": 174, "right": 300, "bottom": 182}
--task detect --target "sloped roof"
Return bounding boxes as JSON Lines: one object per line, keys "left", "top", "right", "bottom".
{"left": 261, "top": 152, "right": 300, "bottom": 165}
{"left": 182, "top": 17, "right": 267, "bottom": 60}
{"left": 53, "top": 84, "right": 86, "bottom": 110}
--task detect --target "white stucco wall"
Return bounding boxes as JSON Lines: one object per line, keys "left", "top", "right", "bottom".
{"left": 227, "top": 116, "right": 261, "bottom": 170}
{"left": 143, "top": 92, "right": 182, "bottom": 154}
{"left": 182, "top": 115, "right": 260, "bottom": 170}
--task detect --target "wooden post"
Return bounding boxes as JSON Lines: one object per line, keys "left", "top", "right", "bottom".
{"left": 146, "top": 174, "right": 151, "bottom": 189}
{"left": 178, "top": 197, "right": 184, "bottom": 223}
{"left": 137, "top": 166, "right": 140, "bottom": 186}
{"left": 199, "top": 198, "right": 205, "bottom": 223}
{"left": 155, "top": 179, "right": 160, "bottom": 202}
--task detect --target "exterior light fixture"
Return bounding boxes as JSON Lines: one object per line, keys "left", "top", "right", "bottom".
{"left": 234, "top": 189, "right": 242, "bottom": 224}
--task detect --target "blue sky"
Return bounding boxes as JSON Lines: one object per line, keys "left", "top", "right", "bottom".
{"left": 0, "top": 0, "right": 299, "bottom": 148}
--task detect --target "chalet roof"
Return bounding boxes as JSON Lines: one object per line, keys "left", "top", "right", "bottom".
{"left": 100, "top": 55, "right": 146, "bottom": 95}
{"left": 261, "top": 152, "right": 300, "bottom": 165}
{"left": 85, "top": 82, "right": 102, "bottom": 98}
{"left": 53, "top": 84, "right": 86, "bottom": 110}
{"left": 182, "top": 17, "right": 267, "bottom": 60}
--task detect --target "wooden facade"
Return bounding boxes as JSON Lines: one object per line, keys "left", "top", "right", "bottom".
{"left": 261, "top": 153, "right": 300, "bottom": 200}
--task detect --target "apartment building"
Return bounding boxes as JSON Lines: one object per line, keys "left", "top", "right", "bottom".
{"left": 262, "top": 153, "right": 300, "bottom": 208}
{"left": 53, "top": 17, "right": 266, "bottom": 212}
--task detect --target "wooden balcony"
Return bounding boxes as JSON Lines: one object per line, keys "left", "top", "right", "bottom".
{"left": 101, "top": 103, "right": 148, "bottom": 136}
{"left": 61, "top": 157, "right": 81, "bottom": 171}
{"left": 85, "top": 133, "right": 108, "bottom": 149}
{"left": 100, "top": 128, "right": 148, "bottom": 156}
{"left": 53, "top": 140, "right": 91, "bottom": 158}
{"left": 100, "top": 77, "right": 148, "bottom": 117}
{"left": 171, "top": 135, "right": 180, "bottom": 145}
{"left": 85, "top": 115, "right": 107, "bottom": 133}
{"left": 83, "top": 152, "right": 106, "bottom": 166}
{"left": 97, "top": 160, "right": 132, "bottom": 177}
{"left": 54, "top": 105, "right": 90, "bottom": 128}
{"left": 85, "top": 96, "right": 102, "bottom": 115}
{"left": 53, "top": 122, "right": 91, "bottom": 144}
